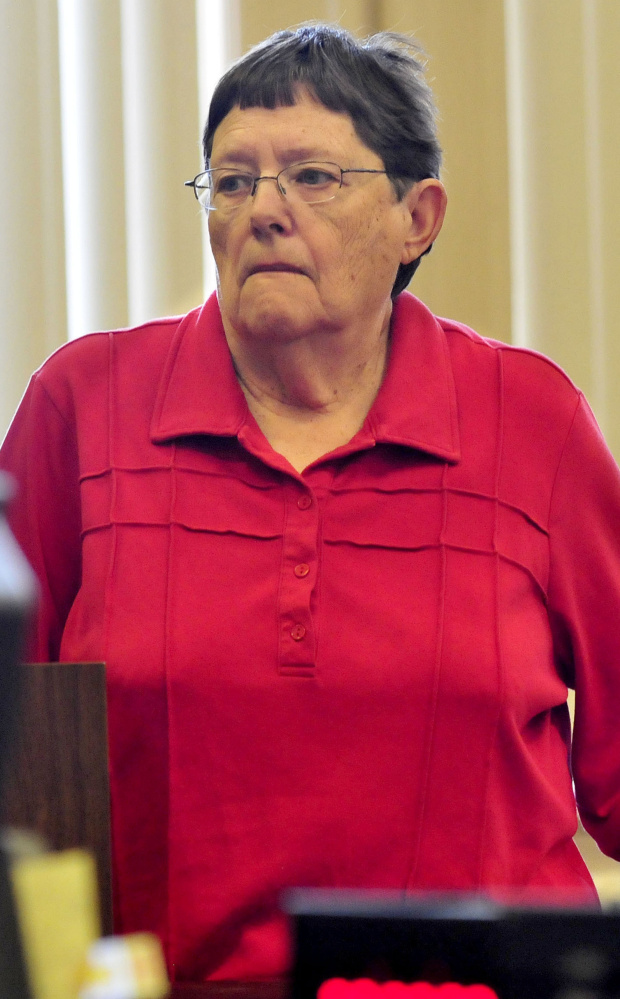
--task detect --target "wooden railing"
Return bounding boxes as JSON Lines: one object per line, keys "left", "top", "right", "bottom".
{"left": 2, "top": 661, "right": 112, "bottom": 935}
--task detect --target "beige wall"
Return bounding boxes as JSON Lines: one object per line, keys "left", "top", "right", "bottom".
{"left": 504, "top": 0, "right": 620, "bottom": 456}
{"left": 240, "top": 0, "right": 378, "bottom": 45}
{"left": 378, "top": 1, "right": 511, "bottom": 344}
{"left": 0, "top": 0, "right": 66, "bottom": 433}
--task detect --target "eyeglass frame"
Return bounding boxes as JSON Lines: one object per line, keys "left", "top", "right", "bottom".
{"left": 184, "top": 160, "right": 389, "bottom": 211}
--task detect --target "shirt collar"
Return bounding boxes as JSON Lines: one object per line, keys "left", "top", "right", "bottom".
{"left": 151, "top": 291, "right": 460, "bottom": 463}
{"left": 365, "top": 291, "right": 460, "bottom": 462}
{"left": 151, "top": 295, "right": 248, "bottom": 441}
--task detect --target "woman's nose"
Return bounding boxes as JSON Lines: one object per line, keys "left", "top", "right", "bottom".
{"left": 251, "top": 175, "right": 284, "bottom": 198}
{"left": 249, "top": 176, "right": 293, "bottom": 231}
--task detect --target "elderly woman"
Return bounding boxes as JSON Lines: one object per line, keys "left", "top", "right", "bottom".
{"left": 2, "top": 22, "right": 620, "bottom": 992}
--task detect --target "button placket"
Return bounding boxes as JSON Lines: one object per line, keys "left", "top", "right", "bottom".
{"left": 278, "top": 486, "right": 319, "bottom": 672}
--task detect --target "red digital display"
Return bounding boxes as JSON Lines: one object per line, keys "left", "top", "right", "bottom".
{"left": 318, "top": 980, "right": 500, "bottom": 999}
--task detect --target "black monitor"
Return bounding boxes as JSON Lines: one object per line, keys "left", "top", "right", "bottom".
{"left": 286, "top": 889, "right": 620, "bottom": 999}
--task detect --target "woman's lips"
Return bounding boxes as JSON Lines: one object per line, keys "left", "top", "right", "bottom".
{"left": 248, "top": 263, "right": 306, "bottom": 275}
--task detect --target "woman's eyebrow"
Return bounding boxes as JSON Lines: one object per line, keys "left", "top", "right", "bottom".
{"left": 210, "top": 146, "right": 336, "bottom": 168}
{"left": 280, "top": 147, "right": 335, "bottom": 163}
{"left": 208, "top": 150, "right": 256, "bottom": 169}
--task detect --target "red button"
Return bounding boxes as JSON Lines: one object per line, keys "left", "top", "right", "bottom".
{"left": 294, "top": 563, "right": 310, "bottom": 578}
{"left": 291, "top": 624, "right": 306, "bottom": 641}
{"left": 297, "top": 495, "right": 312, "bottom": 509}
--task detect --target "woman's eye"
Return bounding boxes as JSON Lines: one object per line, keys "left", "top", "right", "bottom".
{"left": 215, "top": 173, "right": 252, "bottom": 195}
{"left": 293, "top": 167, "right": 337, "bottom": 187}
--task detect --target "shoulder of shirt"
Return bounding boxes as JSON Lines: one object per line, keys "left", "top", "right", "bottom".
{"left": 33, "top": 310, "right": 196, "bottom": 376}
{"left": 433, "top": 310, "right": 583, "bottom": 405}
{"left": 33, "top": 308, "right": 194, "bottom": 371}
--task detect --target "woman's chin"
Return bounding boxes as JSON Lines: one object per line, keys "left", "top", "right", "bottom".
{"left": 236, "top": 299, "right": 317, "bottom": 344}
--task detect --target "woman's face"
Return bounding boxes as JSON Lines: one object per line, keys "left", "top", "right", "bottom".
{"left": 208, "top": 91, "right": 422, "bottom": 347}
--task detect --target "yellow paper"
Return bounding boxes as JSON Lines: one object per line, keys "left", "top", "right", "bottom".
{"left": 80, "top": 933, "right": 169, "bottom": 998}
{"left": 11, "top": 848, "right": 101, "bottom": 999}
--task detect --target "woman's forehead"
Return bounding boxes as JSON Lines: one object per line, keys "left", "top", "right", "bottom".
{"left": 209, "top": 95, "right": 376, "bottom": 166}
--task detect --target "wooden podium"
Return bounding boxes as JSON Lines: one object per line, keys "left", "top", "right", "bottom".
{"left": 1, "top": 662, "right": 112, "bottom": 935}
{"left": 1, "top": 662, "right": 288, "bottom": 998}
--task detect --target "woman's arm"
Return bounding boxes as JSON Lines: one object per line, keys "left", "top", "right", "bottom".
{"left": 547, "top": 393, "right": 620, "bottom": 860}
{"left": 0, "top": 373, "right": 82, "bottom": 661}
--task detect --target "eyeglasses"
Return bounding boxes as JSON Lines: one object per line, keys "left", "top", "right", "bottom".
{"left": 184, "top": 160, "right": 388, "bottom": 211}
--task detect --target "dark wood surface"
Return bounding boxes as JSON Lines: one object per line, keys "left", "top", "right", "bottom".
{"left": 1, "top": 662, "right": 112, "bottom": 934}
{"left": 0, "top": 847, "right": 31, "bottom": 998}
{"left": 169, "top": 982, "right": 288, "bottom": 999}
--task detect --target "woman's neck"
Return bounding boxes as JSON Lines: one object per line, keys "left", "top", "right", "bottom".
{"left": 225, "top": 315, "right": 391, "bottom": 471}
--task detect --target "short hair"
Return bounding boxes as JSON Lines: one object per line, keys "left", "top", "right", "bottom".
{"left": 203, "top": 23, "right": 442, "bottom": 297}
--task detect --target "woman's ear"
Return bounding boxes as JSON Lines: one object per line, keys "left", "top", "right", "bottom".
{"left": 400, "top": 179, "right": 447, "bottom": 265}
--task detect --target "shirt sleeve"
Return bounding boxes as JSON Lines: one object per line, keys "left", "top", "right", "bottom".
{"left": 547, "top": 392, "right": 620, "bottom": 860}
{"left": 0, "top": 373, "right": 82, "bottom": 662}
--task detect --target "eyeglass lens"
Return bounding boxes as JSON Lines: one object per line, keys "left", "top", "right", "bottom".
{"left": 196, "top": 162, "right": 343, "bottom": 210}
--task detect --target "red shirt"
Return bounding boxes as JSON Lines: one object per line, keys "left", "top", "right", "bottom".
{"left": 2, "top": 292, "right": 620, "bottom": 985}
